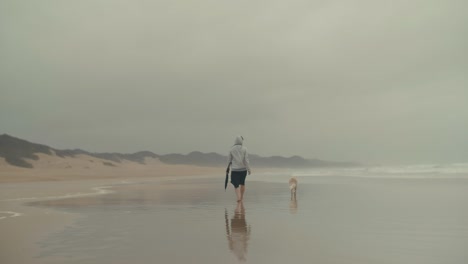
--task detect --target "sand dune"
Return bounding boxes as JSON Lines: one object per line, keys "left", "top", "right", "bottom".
{"left": 0, "top": 153, "right": 221, "bottom": 183}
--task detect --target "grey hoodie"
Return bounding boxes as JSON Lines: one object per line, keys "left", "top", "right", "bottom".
{"left": 228, "top": 136, "right": 251, "bottom": 172}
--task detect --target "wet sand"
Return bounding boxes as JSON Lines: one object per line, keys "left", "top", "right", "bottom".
{"left": 2, "top": 175, "right": 468, "bottom": 264}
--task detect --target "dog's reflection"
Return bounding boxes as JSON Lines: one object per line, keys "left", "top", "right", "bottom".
{"left": 289, "top": 193, "right": 298, "bottom": 214}
{"left": 225, "top": 202, "right": 251, "bottom": 262}
{"left": 289, "top": 177, "right": 298, "bottom": 214}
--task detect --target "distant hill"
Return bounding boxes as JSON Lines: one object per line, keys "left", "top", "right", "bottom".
{"left": 0, "top": 134, "right": 55, "bottom": 168}
{"left": 0, "top": 134, "right": 358, "bottom": 168}
{"left": 159, "top": 151, "right": 227, "bottom": 167}
{"left": 160, "top": 151, "right": 356, "bottom": 168}
{"left": 248, "top": 154, "right": 356, "bottom": 168}
{"left": 0, "top": 134, "right": 159, "bottom": 168}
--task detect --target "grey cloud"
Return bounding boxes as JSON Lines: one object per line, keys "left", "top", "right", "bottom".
{"left": 1, "top": 0, "right": 467, "bottom": 163}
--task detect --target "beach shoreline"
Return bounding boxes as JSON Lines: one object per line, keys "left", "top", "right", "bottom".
{"left": 0, "top": 179, "right": 115, "bottom": 264}
{"left": 2, "top": 171, "right": 468, "bottom": 264}
{"left": 0, "top": 170, "right": 262, "bottom": 264}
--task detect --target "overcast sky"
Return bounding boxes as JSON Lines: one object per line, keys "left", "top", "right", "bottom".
{"left": 1, "top": 0, "right": 467, "bottom": 164}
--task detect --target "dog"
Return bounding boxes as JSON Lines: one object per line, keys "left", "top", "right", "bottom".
{"left": 289, "top": 177, "right": 298, "bottom": 196}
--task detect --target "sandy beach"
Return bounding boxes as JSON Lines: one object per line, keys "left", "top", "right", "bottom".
{"left": 0, "top": 155, "right": 222, "bottom": 183}
{"left": 0, "top": 155, "right": 222, "bottom": 264}
{"left": 2, "top": 169, "right": 468, "bottom": 264}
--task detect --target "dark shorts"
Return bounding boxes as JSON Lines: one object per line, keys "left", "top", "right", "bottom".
{"left": 231, "top": 170, "right": 247, "bottom": 188}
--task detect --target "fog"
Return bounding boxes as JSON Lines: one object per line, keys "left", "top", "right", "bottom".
{"left": 1, "top": 0, "right": 467, "bottom": 164}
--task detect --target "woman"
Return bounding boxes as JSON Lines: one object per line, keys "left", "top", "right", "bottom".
{"left": 228, "top": 136, "right": 251, "bottom": 202}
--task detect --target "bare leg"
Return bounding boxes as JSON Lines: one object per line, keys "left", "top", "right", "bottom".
{"left": 235, "top": 187, "right": 242, "bottom": 202}
{"left": 235, "top": 200, "right": 245, "bottom": 214}
{"left": 240, "top": 185, "right": 245, "bottom": 201}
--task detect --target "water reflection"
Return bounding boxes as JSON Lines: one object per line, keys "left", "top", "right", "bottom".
{"left": 290, "top": 192, "right": 298, "bottom": 214}
{"left": 225, "top": 202, "right": 251, "bottom": 262}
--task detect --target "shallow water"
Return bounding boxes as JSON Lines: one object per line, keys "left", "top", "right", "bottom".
{"left": 30, "top": 176, "right": 468, "bottom": 264}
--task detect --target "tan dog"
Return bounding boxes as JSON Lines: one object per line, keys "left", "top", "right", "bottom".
{"left": 289, "top": 177, "right": 298, "bottom": 196}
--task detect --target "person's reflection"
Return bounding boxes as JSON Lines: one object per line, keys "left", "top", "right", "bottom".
{"left": 290, "top": 192, "right": 298, "bottom": 214}
{"left": 225, "top": 202, "right": 251, "bottom": 262}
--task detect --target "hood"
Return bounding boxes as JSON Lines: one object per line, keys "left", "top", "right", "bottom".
{"left": 234, "top": 135, "right": 244, "bottom": 145}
